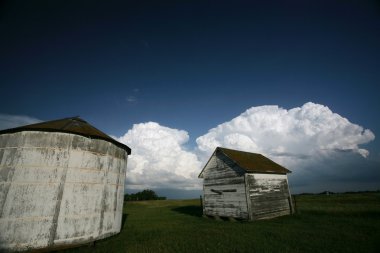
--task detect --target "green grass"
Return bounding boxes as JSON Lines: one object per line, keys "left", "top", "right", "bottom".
{"left": 61, "top": 193, "right": 380, "bottom": 253}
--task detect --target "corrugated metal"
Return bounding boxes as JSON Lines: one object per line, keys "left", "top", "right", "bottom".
{"left": 0, "top": 117, "right": 131, "bottom": 155}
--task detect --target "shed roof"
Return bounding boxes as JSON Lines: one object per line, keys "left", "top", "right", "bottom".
{"left": 199, "top": 147, "right": 290, "bottom": 177}
{"left": 0, "top": 117, "right": 131, "bottom": 154}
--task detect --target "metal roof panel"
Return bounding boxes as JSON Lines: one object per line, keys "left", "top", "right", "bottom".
{"left": 218, "top": 147, "right": 290, "bottom": 174}
{"left": 0, "top": 117, "right": 131, "bottom": 154}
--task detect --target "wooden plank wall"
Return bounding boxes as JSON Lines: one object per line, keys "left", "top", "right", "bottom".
{"left": 202, "top": 152, "right": 249, "bottom": 219}
{"left": 246, "top": 173, "right": 291, "bottom": 220}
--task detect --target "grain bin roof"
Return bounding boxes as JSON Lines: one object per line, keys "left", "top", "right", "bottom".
{"left": 0, "top": 117, "right": 131, "bottom": 154}
{"left": 218, "top": 147, "right": 290, "bottom": 174}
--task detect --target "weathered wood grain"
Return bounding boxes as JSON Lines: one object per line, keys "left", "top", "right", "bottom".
{"left": 247, "top": 173, "right": 291, "bottom": 220}
{"left": 202, "top": 152, "right": 248, "bottom": 219}
{"left": 201, "top": 148, "right": 292, "bottom": 221}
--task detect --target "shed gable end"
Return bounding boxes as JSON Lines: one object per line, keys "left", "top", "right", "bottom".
{"left": 201, "top": 151, "right": 249, "bottom": 219}
{"left": 200, "top": 151, "right": 245, "bottom": 180}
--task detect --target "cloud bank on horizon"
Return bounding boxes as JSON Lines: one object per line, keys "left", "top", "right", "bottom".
{"left": 117, "top": 102, "right": 376, "bottom": 191}
{"left": 117, "top": 122, "right": 202, "bottom": 190}
{"left": 1, "top": 102, "right": 377, "bottom": 193}
{"left": 196, "top": 102, "right": 375, "bottom": 165}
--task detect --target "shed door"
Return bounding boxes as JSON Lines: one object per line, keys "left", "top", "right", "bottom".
{"left": 247, "top": 174, "right": 291, "bottom": 220}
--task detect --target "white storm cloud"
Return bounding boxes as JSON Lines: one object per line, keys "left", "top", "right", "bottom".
{"left": 0, "top": 114, "right": 41, "bottom": 130}
{"left": 194, "top": 102, "right": 377, "bottom": 193}
{"left": 196, "top": 102, "right": 375, "bottom": 168}
{"left": 116, "top": 102, "right": 377, "bottom": 193}
{"left": 117, "top": 122, "right": 202, "bottom": 190}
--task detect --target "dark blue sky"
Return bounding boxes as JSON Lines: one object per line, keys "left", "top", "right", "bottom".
{"left": 1, "top": 1, "right": 379, "bottom": 151}
{"left": 0, "top": 1, "right": 380, "bottom": 138}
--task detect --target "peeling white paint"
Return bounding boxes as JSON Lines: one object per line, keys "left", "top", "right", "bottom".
{"left": 201, "top": 150, "right": 292, "bottom": 220}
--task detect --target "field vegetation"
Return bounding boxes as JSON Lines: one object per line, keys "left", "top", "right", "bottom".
{"left": 61, "top": 192, "right": 380, "bottom": 253}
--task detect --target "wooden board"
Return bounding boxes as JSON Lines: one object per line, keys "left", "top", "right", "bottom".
{"left": 202, "top": 154, "right": 248, "bottom": 219}
{"left": 246, "top": 173, "right": 291, "bottom": 220}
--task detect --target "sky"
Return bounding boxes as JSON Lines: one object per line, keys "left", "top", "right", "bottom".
{"left": 1, "top": 1, "right": 379, "bottom": 198}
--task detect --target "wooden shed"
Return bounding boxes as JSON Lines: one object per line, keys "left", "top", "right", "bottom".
{"left": 199, "top": 147, "right": 293, "bottom": 220}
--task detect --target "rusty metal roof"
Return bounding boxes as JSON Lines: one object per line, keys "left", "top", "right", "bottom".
{"left": 199, "top": 147, "right": 290, "bottom": 177}
{"left": 0, "top": 117, "right": 131, "bottom": 154}
{"left": 218, "top": 147, "right": 290, "bottom": 174}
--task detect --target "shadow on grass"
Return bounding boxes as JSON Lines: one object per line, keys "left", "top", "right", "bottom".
{"left": 121, "top": 213, "right": 129, "bottom": 229}
{"left": 171, "top": 205, "right": 203, "bottom": 217}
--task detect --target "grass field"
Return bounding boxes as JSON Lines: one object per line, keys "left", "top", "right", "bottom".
{"left": 61, "top": 192, "right": 380, "bottom": 253}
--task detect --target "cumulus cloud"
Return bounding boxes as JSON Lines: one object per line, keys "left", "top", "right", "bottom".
{"left": 117, "top": 122, "right": 202, "bottom": 190}
{"left": 0, "top": 114, "right": 41, "bottom": 130}
{"left": 196, "top": 102, "right": 374, "bottom": 166}
{"left": 194, "top": 102, "right": 377, "bottom": 193}
{"left": 116, "top": 102, "right": 377, "bottom": 195}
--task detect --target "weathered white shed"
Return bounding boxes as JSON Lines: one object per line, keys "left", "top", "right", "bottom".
{"left": 0, "top": 117, "right": 131, "bottom": 252}
{"left": 199, "top": 147, "right": 293, "bottom": 220}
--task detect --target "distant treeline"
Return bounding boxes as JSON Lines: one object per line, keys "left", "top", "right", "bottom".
{"left": 124, "top": 189, "right": 166, "bottom": 201}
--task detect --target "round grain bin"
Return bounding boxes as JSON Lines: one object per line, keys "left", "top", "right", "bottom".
{"left": 0, "top": 117, "right": 131, "bottom": 252}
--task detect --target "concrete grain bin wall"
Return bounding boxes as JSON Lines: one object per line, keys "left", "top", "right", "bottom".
{"left": 0, "top": 117, "right": 131, "bottom": 252}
